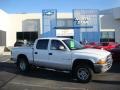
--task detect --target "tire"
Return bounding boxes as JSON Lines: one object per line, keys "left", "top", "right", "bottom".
{"left": 75, "top": 65, "right": 92, "bottom": 83}
{"left": 17, "top": 57, "right": 30, "bottom": 73}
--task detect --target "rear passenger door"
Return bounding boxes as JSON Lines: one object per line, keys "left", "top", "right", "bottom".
{"left": 34, "top": 39, "right": 49, "bottom": 67}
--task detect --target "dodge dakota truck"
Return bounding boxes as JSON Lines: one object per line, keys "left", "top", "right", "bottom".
{"left": 11, "top": 38, "right": 113, "bottom": 83}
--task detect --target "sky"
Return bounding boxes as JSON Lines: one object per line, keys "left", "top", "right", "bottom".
{"left": 0, "top": 0, "right": 120, "bottom": 13}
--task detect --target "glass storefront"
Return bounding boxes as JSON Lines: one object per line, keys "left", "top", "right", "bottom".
{"left": 100, "top": 31, "right": 115, "bottom": 42}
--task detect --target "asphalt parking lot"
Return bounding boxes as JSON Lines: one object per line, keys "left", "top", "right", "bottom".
{"left": 0, "top": 55, "right": 120, "bottom": 90}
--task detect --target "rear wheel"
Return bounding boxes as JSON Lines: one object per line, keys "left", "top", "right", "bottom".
{"left": 75, "top": 65, "right": 92, "bottom": 83}
{"left": 17, "top": 57, "right": 30, "bottom": 73}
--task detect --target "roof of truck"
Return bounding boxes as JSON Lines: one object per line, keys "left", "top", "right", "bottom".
{"left": 37, "top": 37, "right": 71, "bottom": 40}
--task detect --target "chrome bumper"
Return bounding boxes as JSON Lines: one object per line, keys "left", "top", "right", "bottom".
{"left": 94, "top": 55, "right": 113, "bottom": 73}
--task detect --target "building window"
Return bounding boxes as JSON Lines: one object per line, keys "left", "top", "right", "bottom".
{"left": 0, "top": 30, "right": 6, "bottom": 46}
{"left": 22, "top": 19, "right": 40, "bottom": 32}
{"left": 100, "top": 31, "right": 115, "bottom": 42}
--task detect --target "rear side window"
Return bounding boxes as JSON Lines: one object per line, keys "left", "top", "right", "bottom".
{"left": 36, "top": 39, "right": 49, "bottom": 49}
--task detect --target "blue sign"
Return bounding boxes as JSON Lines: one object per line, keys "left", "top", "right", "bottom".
{"left": 42, "top": 9, "right": 57, "bottom": 37}
{"left": 73, "top": 9, "right": 100, "bottom": 42}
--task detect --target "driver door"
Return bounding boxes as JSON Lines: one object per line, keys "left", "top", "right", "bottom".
{"left": 48, "top": 40, "right": 72, "bottom": 70}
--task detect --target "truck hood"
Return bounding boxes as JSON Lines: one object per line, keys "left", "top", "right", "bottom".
{"left": 72, "top": 48, "right": 110, "bottom": 59}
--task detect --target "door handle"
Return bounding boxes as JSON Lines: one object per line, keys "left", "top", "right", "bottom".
{"left": 34, "top": 52, "right": 38, "bottom": 54}
{"left": 49, "top": 53, "right": 52, "bottom": 55}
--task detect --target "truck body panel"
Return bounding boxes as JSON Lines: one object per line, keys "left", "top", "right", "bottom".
{"left": 11, "top": 38, "right": 112, "bottom": 72}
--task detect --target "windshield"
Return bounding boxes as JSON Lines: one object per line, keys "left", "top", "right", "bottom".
{"left": 63, "top": 39, "right": 84, "bottom": 50}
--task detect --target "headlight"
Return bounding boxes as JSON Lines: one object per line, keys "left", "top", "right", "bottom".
{"left": 96, "top": 59, "right": 106, "bottom": 64}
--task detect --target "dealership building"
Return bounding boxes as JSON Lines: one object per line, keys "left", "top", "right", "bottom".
{"left": 0, "top": 7, "right": 120, "bottom": 47}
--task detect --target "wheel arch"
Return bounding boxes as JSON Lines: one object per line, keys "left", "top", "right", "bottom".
{"left": 17, "top": 54, "right": 29, "bottom": 63}
{"left": 72, "top": 59, "right": 94, "bottom": 71}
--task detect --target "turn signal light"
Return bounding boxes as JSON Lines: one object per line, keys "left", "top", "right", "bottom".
{"left": 97, "top": 60, "right": 106, "bottom": 64}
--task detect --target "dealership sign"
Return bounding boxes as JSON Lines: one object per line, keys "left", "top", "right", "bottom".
{"left": 43, "top": 10, "right": 54, "bottom": 16}
{"left": 74, "top": 17, "right": 90, "bottom": 25}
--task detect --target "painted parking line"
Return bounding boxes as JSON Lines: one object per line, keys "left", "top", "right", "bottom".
{"left": 10, "top": 82, "right": 87, "bottom": 90}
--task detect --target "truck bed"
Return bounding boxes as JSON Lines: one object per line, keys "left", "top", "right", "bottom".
{"left": 11, "top": 46, "right": 34, "bottom": 63}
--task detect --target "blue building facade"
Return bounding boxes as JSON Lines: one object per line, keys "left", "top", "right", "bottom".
{"left": 73, "top": 9, "right": 100, "bottom": 42}
{"left": 42, "top": 9, "right": 57, "bottom": 37}
{"left": 42, "top": 9, "right": 100, "bottom": 42}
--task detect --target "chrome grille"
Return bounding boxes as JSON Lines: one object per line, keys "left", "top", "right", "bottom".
{"left": 106, "top": 55, "right": 113, "bottom": 69}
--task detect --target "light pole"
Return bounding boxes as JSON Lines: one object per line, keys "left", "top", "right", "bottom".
{"left": 84, "top": 18, "right": 88, "bottom": 42}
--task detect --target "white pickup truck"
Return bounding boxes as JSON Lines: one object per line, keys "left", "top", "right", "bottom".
{"left": 11, "top": 38, "right": 113, "bottom": 83}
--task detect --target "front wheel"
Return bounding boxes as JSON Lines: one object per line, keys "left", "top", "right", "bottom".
{"left": 75, "top": 65, "right": 92, "bottom": 83}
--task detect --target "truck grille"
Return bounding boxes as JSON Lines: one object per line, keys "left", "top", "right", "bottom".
{"left": 106, "top": 55, "right": 113, "bottom": 69}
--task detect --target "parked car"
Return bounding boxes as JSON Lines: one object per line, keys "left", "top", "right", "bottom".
{"left": 14, "top": 40, "right": 34, "bottom": 47}
{"left": 95, "top": 42, "right": 118, "bottom": 51}
{"left": 11, "top": 38, "right": 112, "bottom": 83}
{"left": 110, "top": 44, "right": 120, "bottom": 62}
{"left": 14, "top": 40, "right": 24, "bottom": 47}
{"left": 84, "top": 42, "right": 98, "bottom": 48}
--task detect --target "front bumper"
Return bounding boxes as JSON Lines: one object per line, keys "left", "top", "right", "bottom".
{"left": 94, "top": 55, "right": 113, "bottom": 73}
